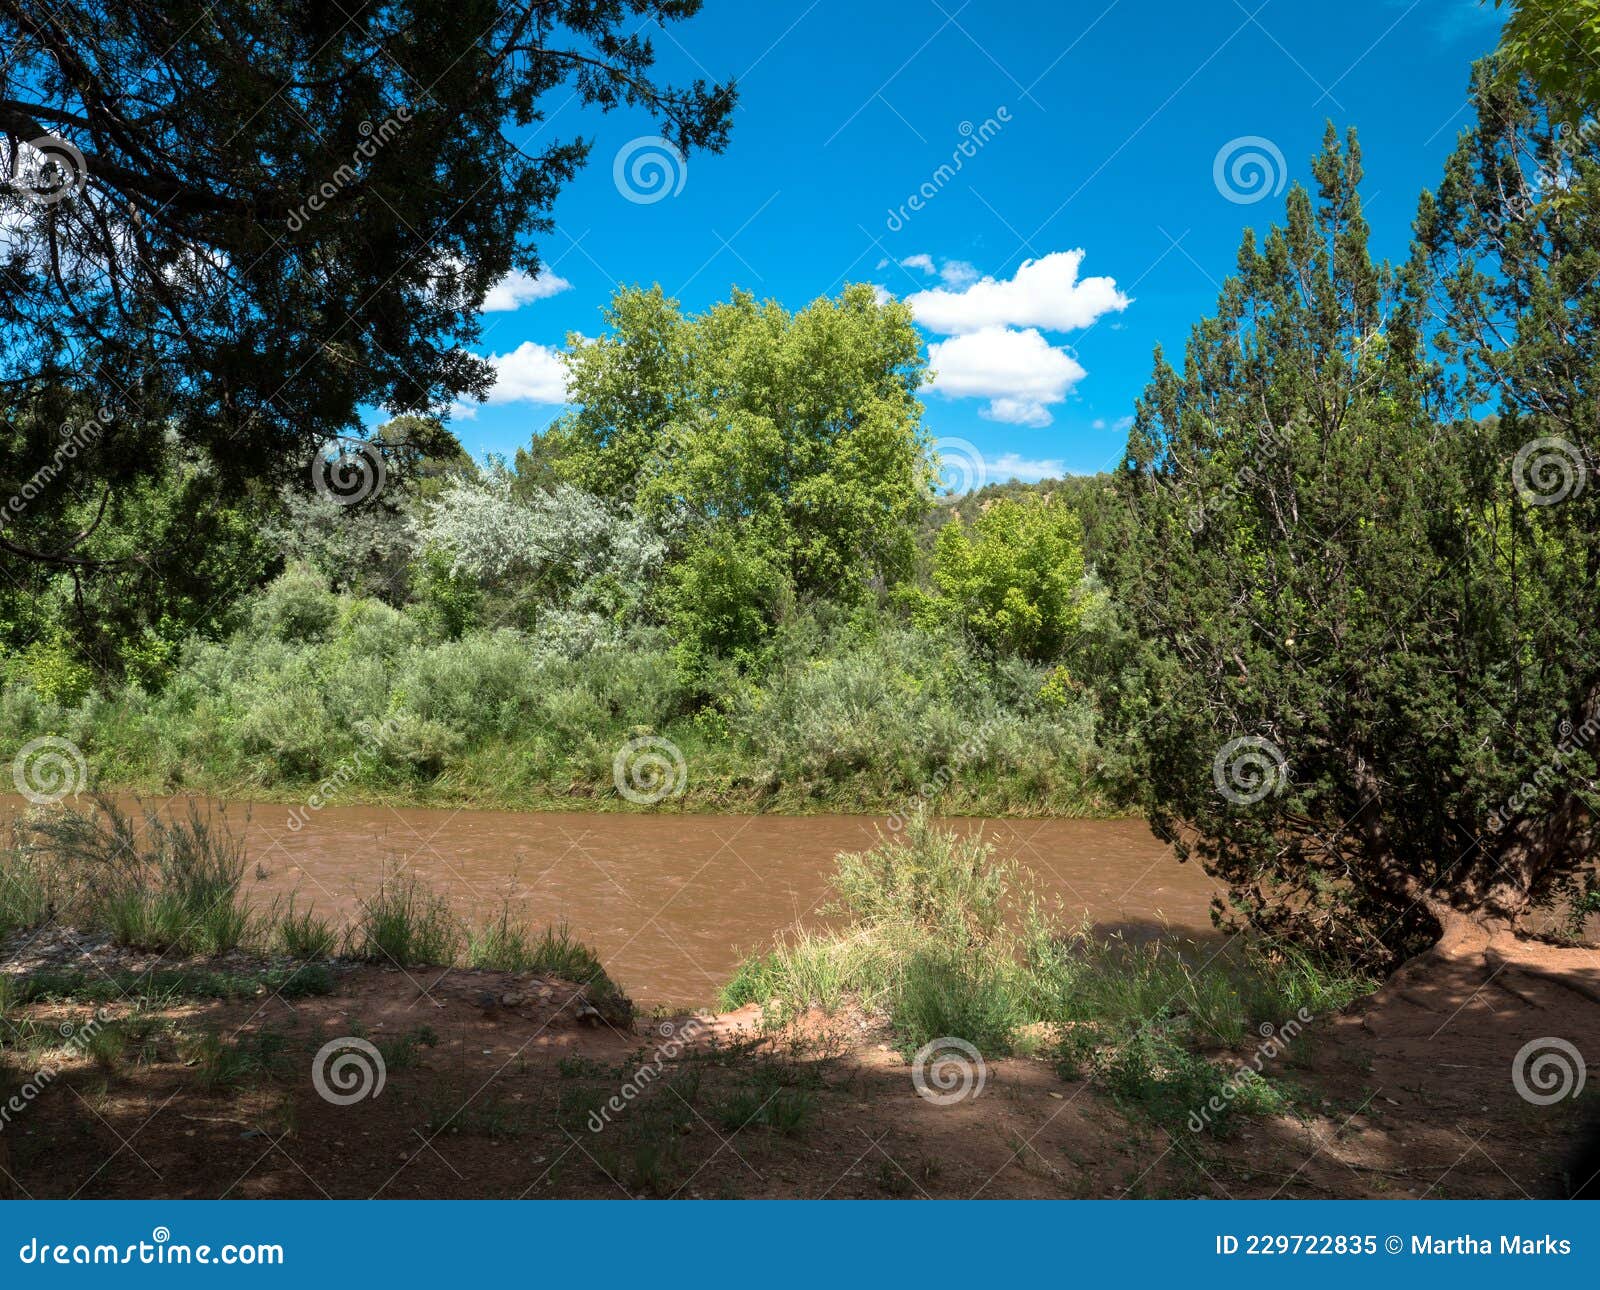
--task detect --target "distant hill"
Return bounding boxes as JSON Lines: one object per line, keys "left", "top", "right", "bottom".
{"left": 922, "top": 473, "right": 1121, "bottom": 562}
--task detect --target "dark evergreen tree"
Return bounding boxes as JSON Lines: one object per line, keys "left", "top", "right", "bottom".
{"left": 1110, "top": 115, "right": 1598, "bottom": 964}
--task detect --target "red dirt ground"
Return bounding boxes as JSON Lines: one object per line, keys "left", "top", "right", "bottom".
{"left": 1, "top": 931, "right": 1595, "bottom": 1200}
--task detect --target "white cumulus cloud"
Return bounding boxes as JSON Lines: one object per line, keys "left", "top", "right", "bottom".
{"left": 481, "top": 268, "right": 572, "bottom": 311}
{"left": 906, "top": 249, "right": 1129, "bottom": 334}
{"left": 483, "top": 340, "right": 571, "bottom": 405}
{"left": 939, "top": 259, "right": 979, "bottom": 287}
{"left": 926, "top": 326, "right": 1084, "bottom": 427}
{"left": 899, "top": 253, "right": 936, "bottom": 274}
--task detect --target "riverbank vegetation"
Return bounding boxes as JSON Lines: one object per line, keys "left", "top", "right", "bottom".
{"left": 1, "top": 8, "right": 1596, "bottom": 980}
{"left": 1, "top": 290, "right": 1135, "bottom": 819}
{"left": 0, "top": 797, "right": 622, "bottom": 1001}
{"left": 724, "top": 813, "right": 1374, "bottom": 1134}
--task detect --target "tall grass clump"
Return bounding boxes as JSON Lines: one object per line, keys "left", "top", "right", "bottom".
{"left": 466, "top": 905, "right": 621, "bottom": 997}
{"left": 346, "top": 872, "right": 464, "bottom": 966}
{"left": 0, "top": 821, "right": 53, "bottom": 941}
{"left": 22, "top": 797, "right": 253, "bottom": 955}
{"left": 1022, "top": 923, "right": 1375, "bottom": 1048}
{"left": 721, "top": 813, "right": 1033, "bottom": 1052}
{"left": 723, "top": 811, "right": 1377, "bottom": 1120}
{"left": 270, "top": 894, "right": 338, "bottom": 960}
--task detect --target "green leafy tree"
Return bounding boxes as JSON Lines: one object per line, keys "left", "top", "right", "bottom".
{"left": 547, "top": 283, "right": 935, "bottom": 657}
{"left": 0, "top": 432, "right": 277, "bottom": 690}
{"left": 920, "top": 495, "right": 1087, "bottom": 661}
{"left": 662, "top": 527, "right": 793, "bottom": 672}
{"left": 1110, "top": 121, "right": 1598, "bottom": 964}
{"left": 1492, "top": 1, "right": 1600, "bottom": 116}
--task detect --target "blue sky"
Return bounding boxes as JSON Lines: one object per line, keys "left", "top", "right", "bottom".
{"left": 442, "top": 0, "right": 1504, "bottom": 483}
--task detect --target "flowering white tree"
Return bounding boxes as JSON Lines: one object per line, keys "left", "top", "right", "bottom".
{"left": 413, "top": 465, "right": 665, "bottom": 622}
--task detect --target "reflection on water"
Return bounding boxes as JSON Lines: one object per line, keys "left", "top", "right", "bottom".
{"left": 2, "top": 797, "right": 1218, "bottom": 1004}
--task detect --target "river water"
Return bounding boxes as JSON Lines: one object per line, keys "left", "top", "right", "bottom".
{"left": 3, "top": 797, "right": 1218, "bottom": 1004}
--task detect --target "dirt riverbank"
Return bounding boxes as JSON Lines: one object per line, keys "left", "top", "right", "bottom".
{"left": 1, "top": 928, "right": 1595, "bottom": 1199}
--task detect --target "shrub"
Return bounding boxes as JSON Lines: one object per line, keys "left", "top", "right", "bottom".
{"left": 830, "top": 813, "right": 1013, "bottom": 943}
{"left": 346, "top": 873, "right": 463, "bottom": 966}
{"left": 251, "top": 564, "right": 341, "bottom": 643}
{"left": 466, "top": 908, "right": 620, "bottom": 996}
{"left": 919, "top": 495, "right": 1088, "bottom": 660}
{"left": 23, "top": 798, "right": 252, "bottom": 955}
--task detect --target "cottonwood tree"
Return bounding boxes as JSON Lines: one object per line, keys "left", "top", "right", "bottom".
{"left": 1110, "top": 120, "right": 1599, "bottom": 965}
{"left": 0, "top": 0, "right": 734, "bottom": 576}
{"left": 1492, "top": 0, "right": 1600, "bottom": 117}
{"left": 545, "top": 284, "right": 935, "bottom": 664}
{"left": 918, "top": 495, "right": 1087, "bottom": 662}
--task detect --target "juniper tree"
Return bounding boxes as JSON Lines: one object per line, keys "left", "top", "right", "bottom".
{"left": 1111, "top": 117, "right": 1599, "bottom": 964}
{"left": 0, "top": 0, "right": 734, "bottom": 572}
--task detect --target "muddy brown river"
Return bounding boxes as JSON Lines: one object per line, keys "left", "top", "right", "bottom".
{"left": 5, "top": 798, "right": 1219, "bottom": 1004}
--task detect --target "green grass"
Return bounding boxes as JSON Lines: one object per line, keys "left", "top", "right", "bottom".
{"left": 712, "top": 1077, "right": 818, "bottom": 1136}
{"left": 377, "top": 1025, "right": 440, "bottom": 1071}
{"left": 1023, "top": 921, "right": 1375, "bottom": 1046}
{"left": 15, "top": 797, "right": 255, "bottom": 956}
{"left": 723, "top": 813, "right": 1375, "bottom": 1135}
{"left": 185, "top": 1028, "right": 294, "bottom": 1092}
{"left": 4, "top": 964, "right": 335, "bottom": 1005}
{"left": 0, "top": 838, "right": 52, "bottom": 941}
{"left": 345, "top": 873, "right": 464, "bottom": 967}
{"left": 271, "top": 895, "right": 338, "bottom": 960}
{"left": 1025, "top": 928, "right": 1366, "bottom": 1135}
{"left": 888, "top": 946, "right": 1026, "bottom": 1058}
{"left": 546, "top": 1044, "right": 825, "bottom": 1197}
{"left": 1091, "top": 1028, "right": 1296, "bottom": 1135}
{"left": 465, "top": 908, "right": 622, "bottom": 997}
{"left": 3, "top": 803, "right": 624, "bottom": 1018}
{"left": 82, "top": 1021, "right": 128, "bottom": 1070}
{"left": 719, "top": 815, "right": 1034, "bottom": 1046}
